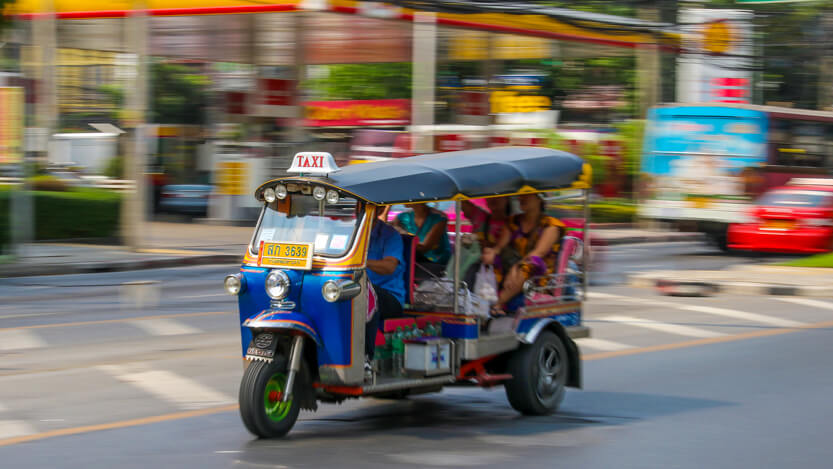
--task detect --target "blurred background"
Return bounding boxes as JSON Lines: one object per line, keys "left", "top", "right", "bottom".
{"left": 0, "top": 0, "right": 831, "bottom": 252}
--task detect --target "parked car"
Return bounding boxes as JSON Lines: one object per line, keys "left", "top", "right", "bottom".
{"left": 158, "top": 184, "right": 212, "bottom": 216}
{"left": 728, "top": 178, "right": 833, "bottom": 253}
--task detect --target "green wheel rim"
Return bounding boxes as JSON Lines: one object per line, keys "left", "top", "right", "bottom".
{"left": 263, "top": 372, "right": 292, "bottom": 422}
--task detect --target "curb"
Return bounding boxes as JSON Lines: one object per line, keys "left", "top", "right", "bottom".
{"left": 600, "top": 233, "right": 705, "bottom": 246}
{"left": 630, "top": 274, "right": 832, "bottom": 298}
{"left": 0, "top": 254, "right": 241, "bottom": 278}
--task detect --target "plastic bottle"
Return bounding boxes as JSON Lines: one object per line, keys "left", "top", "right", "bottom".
{"left": 413, "top": 323, "right": 423, "bottom": 338}
{"left": 382, "top": 331, "right": 393, "bottom": 375}
{"left": 392, "top": 327, "right": 405, "bottom": 377}
{"left": 424, "top": 321, "right": 437, "bottom": 338}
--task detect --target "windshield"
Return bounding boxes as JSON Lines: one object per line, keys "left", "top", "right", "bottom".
{"left": 251, "top": 194, "right": 362, "bottom": 257}
{"left": 757, "top": 190, "right": 833, "bottom": 208}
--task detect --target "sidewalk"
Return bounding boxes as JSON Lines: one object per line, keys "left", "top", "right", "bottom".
{"left": 0, "top": 222, "right": 703, "bottom": 278}
{"left": 629, "top": 264, "right": 833, "bottom": 298}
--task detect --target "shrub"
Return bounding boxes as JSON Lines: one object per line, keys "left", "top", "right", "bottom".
{"left": 590, "top": 203, "right": 637, "bottom": 223}
{"left": 27, "top": 175, "right": 70, "bottom": 192}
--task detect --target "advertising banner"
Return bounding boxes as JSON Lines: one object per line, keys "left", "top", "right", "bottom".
{"left": 304, "top": 99, "right": 410, "bottom": 127}
{"left": 0, "top": 87, "right": 23, "bottom": 165}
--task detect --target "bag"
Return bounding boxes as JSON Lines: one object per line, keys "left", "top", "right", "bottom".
{"left": 473, "top": 264, "right": 499, "bottom": 304}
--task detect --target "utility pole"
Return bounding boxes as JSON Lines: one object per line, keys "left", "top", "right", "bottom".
{"left": 636, "top": 6, "right": 661, "bottom": 117}
{"left": 122, "top": 3, "right": 148, "bottom": 250}
{"left": 411, "top": 11, "right": 437, "bottom": 154}
{"left": 818, "top": 11, "right": 833, "bottom": 111}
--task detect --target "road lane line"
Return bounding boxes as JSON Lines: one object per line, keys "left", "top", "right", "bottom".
{"left": 591, "top": 292, "right": 803, "bottom": 328}
{"left": 128, "top": 318, "right": 201, "bottom": 336}
{"left": 0, "top": 404, "right": 238, "bottom": 448}
{"left": 178, "top": 293, "right": 228, "bottom": 299}
{"left": 0, "top": 311, "right": 228, "bottom": 332}
{"left": 775, "top": 297, "right": 833, "bottom": 311}
{"left": 0, "top": 330, "right": 46, "bottom": 350}
{"left": 0, "top": 420, "right": 37, "bottom": 440}
{"left": 601, "top": 315, "right": 725, "bottom": 338}
{"left": 97, "top": 365, "right": 234, "bottom": 410}
{"left": 4, "top": 319, "right": 833, "bottom": 448}
{"left": 575, "top": 338, "right": 632, "bottom": 352}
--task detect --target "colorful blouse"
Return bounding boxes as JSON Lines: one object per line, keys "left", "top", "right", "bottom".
{"left": 395, "top": 209, "right": 452, "bottom": 265}
{"left": 506, "top": 214, "right": 565, "bottom": 280}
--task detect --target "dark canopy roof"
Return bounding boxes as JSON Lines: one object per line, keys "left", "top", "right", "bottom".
{"left": 256, "top": 146, "right": 590, "bottom": 205}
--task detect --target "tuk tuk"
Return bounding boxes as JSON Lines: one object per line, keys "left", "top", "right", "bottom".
{"left": 224, "top": 147, "right": 592, "bottom": 438}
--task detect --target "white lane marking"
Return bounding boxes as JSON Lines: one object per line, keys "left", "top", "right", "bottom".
{"left": 775, "top": 297, "right": 833, "bottom": 311}
{"left": 601, "top": 315, "right": 725, "bottom": 338}
{"left": 575, "top": 338, "right": 632, "bottom": 352}
{"left": 0, "top": 330, "right": 46, "bottom": 350}
{"left": 590, "top": 292, "right": 804, "bottom": 328}
{"left": 97, "top": 365, "right": 234, "bottom": 410}
{"left": 0, "top": 420, "right": 37, "bottom": 439}
{"left": 128, "top": 318, "right": 201, "bottom": 336}
{"left": 587, "top": 292, "right": 620, "bottom": 300}
{"left": 674, "top": 304, "right": 804, "bottom": 328}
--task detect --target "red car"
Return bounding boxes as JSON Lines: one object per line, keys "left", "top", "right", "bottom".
{"left": 728, "top": 179, "right": 833, "bottom": 253}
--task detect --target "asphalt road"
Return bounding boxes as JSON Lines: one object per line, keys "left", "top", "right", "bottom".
{"left": 1, "top": 242, "right": 830, "bottom": 468}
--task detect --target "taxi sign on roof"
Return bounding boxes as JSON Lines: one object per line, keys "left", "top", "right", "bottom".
{"left": 287, "top": 152, "right": 339, "bottom": 176}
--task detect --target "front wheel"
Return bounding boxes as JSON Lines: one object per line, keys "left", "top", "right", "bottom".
{"left": 504, "top": 330, "right": 569, "bottom": 415}
{"left": 239, "top": 357, "right": 302, "bottom": 438}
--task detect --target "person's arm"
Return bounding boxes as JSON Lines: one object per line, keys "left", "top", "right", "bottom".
{"left": 525, "top": 225, "right": 560, "bottom": 259}
{"left": 367, "top": 257, "right": 399, "bottom": 276}
{"left": 415, "top": 215, "right": 446, "bottom": 253}
{"left": 481, "top": 224, "right": 510, "bottom": 265}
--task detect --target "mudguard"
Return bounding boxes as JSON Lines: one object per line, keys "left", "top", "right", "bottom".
{"left": 243, "top": 310, "right": 322, "bottom": 347}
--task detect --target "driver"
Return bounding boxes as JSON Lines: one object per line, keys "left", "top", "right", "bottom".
{"left": 364, "top": 205, "right": 406, "bottom": 363}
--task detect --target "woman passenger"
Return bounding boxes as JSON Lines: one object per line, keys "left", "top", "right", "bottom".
{"left": 393, "top": 203, "right": 452, "bottom": 266}
{"left": 482, "top": 193, "right": 564, "bottom": 313}
{"left": 461, "top": 196, "right": 512, "bottom": 284}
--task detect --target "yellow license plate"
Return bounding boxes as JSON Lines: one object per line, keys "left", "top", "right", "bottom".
{"left": 259, "top": 242, "right": 313, "bottom": 270}
{"left": 763, "top": 220, "right": 795, "bottom": 230}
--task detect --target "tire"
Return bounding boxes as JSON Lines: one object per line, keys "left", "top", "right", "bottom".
{"left": 239, "top": 357, "right": 303, "bottom": 438}
{"left": 504, "top": 330, "right": 569, "bottom": 415}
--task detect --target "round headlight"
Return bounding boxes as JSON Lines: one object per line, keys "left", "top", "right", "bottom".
{"left": 224, "top": 273, "right": 244, "bottom": 295}
{"left": 313, "top": 186, "right": 326, "bottom": 201}
{"left": 322, "top": 280, "right": 341, "bottom": 303}
{"left": 275, "top": 184, "right": 288, "bottom": 199}
{"left": 265, "top": 270, "right": 290, "bottom": 299}
{"left": 263, "top": 187, "right": 277, "bottom": 203}
{"left": 326, "top": 189, "right": 339, "bottom": 205}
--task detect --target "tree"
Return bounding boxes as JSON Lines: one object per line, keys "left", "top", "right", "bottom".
{"left": 306, "top": 63, "right": 412, "bottom": 100}
{"left": 150, "top": 62, "right": 210, "bottom": 125}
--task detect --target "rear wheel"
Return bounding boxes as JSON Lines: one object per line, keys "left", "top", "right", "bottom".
{"left": 239, "top": 357, "right": 302, "bottom": 438}
{"left": 505, "top": 330, "right": 569, "bottom": 415}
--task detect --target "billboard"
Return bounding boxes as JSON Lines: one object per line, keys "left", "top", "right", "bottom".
{"left": 677, "top": 9, "right": 755, "bottom": 104}
{"left": 304, "top": 99, "right": 410, "bottom": 127}
{"left": 0, "top": 87, "right": 23, "bottom": 165}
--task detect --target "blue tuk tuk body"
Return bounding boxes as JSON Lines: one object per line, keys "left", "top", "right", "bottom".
{"left": 225, "top": 147, "right": 592, "bottom": 438}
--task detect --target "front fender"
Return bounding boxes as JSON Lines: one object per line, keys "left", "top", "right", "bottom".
{"left": 243, "top": 310, "right": 322, "bottom": 347}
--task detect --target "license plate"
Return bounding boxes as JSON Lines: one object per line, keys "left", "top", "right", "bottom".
{"left": 246, "top": 333, "right": 277, "bottom": 359}
{"left": 763, "top": 220, "right": 795, "bottom": 230}
{"left": 259, "top": 242, "right": 313, "bottom": 270}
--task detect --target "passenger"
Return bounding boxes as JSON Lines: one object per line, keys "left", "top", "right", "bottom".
{"left": 393, "top": 203, "right": 452, "bottom": 267}
{"left": 482, "top": 193, "right": 564, "bottom": 314}
{"left": 462, "top": 197, "right": 512, "bottom": 284}
{"left": 364, "top": 206, "right": 406, "bottom": 362}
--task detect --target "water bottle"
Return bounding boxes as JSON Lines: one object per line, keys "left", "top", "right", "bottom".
{"left": 424, "top": 321, "right": 437, "bottom": 338}
{"left": 382, "top": 331, "right": 393, "bottom": 374}
{"left": 392, "top": 327, "right": 405, "bottom": 377}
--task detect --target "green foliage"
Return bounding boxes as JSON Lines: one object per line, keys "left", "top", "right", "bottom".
{"left": 306, "top": 63, "right": 413, "bottom": 100}
{"left": 104, "top": 156, "right": 124, "bottom": 179}
{"left": 26, "top": 175, "right": 70, "bottom": 192}
{"left": 0, "top": 188, "right": 122, "bottom": 245}
{"left": 615, "top": 119, "right": 645, "bottom": 177}
{"left": 779, "top": 253, "right": 833, "bottom": 268}
{"left": 540, "top": 130, "right": 608, "bottom": 187}
{"left": 590, "top": 202, "right": 637, "bottom": 223}
{"left": 151, "top": 62, "right": 210, "bottom": 125}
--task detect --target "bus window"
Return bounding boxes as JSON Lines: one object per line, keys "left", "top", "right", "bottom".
{"left": 768, "top": 119, "right": 830, "bottom": 168}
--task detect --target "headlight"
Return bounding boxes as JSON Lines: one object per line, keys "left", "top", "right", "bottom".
{"left": 263, "top": 187, "right": 277, "bottom": 203}
{"left": 224, "top": 273, "right": 245, "bottom": 295}
{"left": 322, "top": 279, "right": 361, "bottom": 302}
{"left": 326, "top": 189, "right": 339, "bottom": 204}
{"left": 265, "top": 270, "right": 290, "bottom": 299}
{"left": 313, "top": 186, "right": 326, "bottom": 201}
{"left": 275, "top": 184, "right": 288, "bottom": 199}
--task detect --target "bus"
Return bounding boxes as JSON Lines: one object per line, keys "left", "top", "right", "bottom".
{"left": 639, "top": 103, "right": 833, "bottom": 249}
